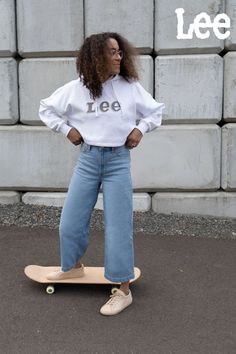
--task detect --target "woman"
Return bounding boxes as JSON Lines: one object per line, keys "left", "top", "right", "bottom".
{"left": 39, "top": 32, "right": 165, "bottom": 316}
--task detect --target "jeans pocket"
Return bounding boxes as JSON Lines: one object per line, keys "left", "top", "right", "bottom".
{"left": 80, "top": 142, "right": 90, "bottom": 154}
{"left": 115, "top": 145, "right": 130, "bottom": 158}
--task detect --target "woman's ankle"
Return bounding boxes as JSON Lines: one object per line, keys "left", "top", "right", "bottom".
{"left": 75, "top": 262, "right": 82, "bottom": 268}
{"left": 119, "top": 281, "right": 130, "bottom": 295}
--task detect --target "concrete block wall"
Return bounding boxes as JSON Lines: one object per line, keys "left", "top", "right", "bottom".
{"left": 0, "top": 0, "right": 16, "bottom": 56}
{"left": 0, "top": 0, "right": 236, "bottom": 218}
{"left": 155, "top": 55, "right": 223, "bottom": 123}
{"left": 19, "top": 58, "right": 77, "bottom": 124}
{"left": 0, "top": 58, "right": 18, "bottom": 123}
{"left": 17, "top": 0, "right": 84, "bottom": 57}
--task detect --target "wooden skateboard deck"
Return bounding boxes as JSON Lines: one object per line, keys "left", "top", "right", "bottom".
{"left": 24, "top": 265, "right": 141, "bottom": 294}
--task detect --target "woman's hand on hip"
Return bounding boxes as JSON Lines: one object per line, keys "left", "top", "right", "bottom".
{"left": 67, "top": 128, "right": 83, "bottom": 145}
{"left": 125, "top": 128, "right": 143, "bottom": 149}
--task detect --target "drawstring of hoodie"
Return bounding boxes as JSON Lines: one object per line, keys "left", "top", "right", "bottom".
{"left": 94, "top": 75, "right": 123, "bottom": 118}
{"left": 111, "top": 80, "right": 123, "bottom": 118}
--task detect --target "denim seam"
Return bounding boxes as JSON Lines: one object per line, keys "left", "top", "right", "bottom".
{"left": 104, "top": 272, "right": 135, "bottom": 282}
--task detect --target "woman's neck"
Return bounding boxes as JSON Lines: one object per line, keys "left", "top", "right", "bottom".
{"left": 102, "top": 73, "right": 116, "bottom": 83}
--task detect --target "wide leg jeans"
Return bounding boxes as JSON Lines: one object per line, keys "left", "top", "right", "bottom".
{"left": 59, "top": 142, "right": 135, "bottom": 282}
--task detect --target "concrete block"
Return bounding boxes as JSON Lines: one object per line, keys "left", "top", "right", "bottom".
{"left": 155, "top": 0, "right": 224, "bottom": 54}
{"left": 95, "top": 194, "right": 103, "bottom": 210}
{"left": 0, "top": 192, "right": 20, "bottom": 205}
{"left": 0, "top": 125, "right": 220, "bottom": 191}
{"left": 131, "top": 125, "right": 221, "bottom": 191}
{"left": 95, "top": 193, "right": 151, "bottom": 211}
{"left": 0, "top": 126, "right": 79, "bottom": 190}
{"left": 133, "top": 193, "right": 151, "bottom": 211}
{"left": 225, "top": 0, "right": 236, "bottom": 50}
{"left": 0, "top": 58, "right": 18, "bottom": 124}
{"left": 221, "top": 123, "right": 236, "bottom": 191}
{"left": 22, "top": 192, "right": 66, "bottom": 207}
{"left": 22, "top": 192, "right": 151, "bottom": 211}
{"left": 137, "top": 56, "right": 153, "bottom": 95}
{"left": 0, "top": 0, "right": 16, "bottom": 56}
{"left": 17, "top": 0, "right": 84, "bottom": 57}
{"left": 85, "top": 0, "right": 153, "bottom": 53}
{"left": 19, "top": 58, "right": 77, "bottom": 124}
{"left": 223, "top": 52, "right": 236, "bottom": 122}
{"left": 155, "top": 55, "right": 223, "bottom": 123}
{"left": 152, "top": 192, "right": 236, "bottom": 218}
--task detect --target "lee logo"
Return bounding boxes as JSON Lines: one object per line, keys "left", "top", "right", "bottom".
{"left": 175, "top": 8, "right": 230, "bottom": 40}
{"left": 87, "top": 101, "right": 121, "bottom": 113}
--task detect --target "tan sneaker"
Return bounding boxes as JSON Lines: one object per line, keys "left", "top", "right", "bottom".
{"left": 46, "top": 264, "right": 85, "bottom": 280}
{"left": 100, "top": 288, "right": 132, "bottom": 316}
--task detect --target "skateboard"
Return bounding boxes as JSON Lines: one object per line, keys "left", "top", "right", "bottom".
{"left": 24, "top": 265, "right": 141, "bottom": 295}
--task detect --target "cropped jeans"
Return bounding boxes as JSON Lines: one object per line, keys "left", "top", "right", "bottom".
{"left": 59, "top": 142, "right": 135, "bottom": 282}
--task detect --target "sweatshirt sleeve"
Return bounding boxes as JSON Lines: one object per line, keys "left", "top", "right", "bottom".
{"left": 38, "top": 82, "right": 73, "bottom": 137}
{"left": 133, "top": 81, "right": 165, "bottom": 135}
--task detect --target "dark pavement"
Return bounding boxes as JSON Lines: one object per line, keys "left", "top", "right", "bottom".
{"left": 1, "top": 225, "right": 236, "bottom": 354}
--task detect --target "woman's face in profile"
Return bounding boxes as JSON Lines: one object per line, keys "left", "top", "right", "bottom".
{"left": 105, "top": 38, "right": 122, "bottom": 78}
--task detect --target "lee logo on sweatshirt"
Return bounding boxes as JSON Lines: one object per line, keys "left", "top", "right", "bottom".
{"left": 86, "top": 101, "right": 121, "bottom": 113}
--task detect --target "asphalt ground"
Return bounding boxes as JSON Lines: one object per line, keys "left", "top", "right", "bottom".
{"left": 1, "top": 225, "right": 236, "bottom": 354}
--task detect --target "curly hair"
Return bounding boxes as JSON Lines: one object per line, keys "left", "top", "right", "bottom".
{"left": 76, "top": 32, "right": 139, "bottom": 99}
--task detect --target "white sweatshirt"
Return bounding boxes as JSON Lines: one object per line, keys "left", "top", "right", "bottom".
{"left": 39, "top": 74, "right": 165, "bottom": 147}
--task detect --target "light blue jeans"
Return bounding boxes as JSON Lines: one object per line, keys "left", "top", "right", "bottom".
{"left": 59, "top": 142, "right": 135, "bottom": 282}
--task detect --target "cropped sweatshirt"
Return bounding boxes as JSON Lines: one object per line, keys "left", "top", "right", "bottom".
{"left": 39, "top": 74, "right": 165, "bottom": 147}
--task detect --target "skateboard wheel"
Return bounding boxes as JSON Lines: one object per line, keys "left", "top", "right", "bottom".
{"left": 46, "top": 285, "right": 55, "bottom": 294}
{"left": 111, "top": 287, "right": 118, "bottom": 295}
